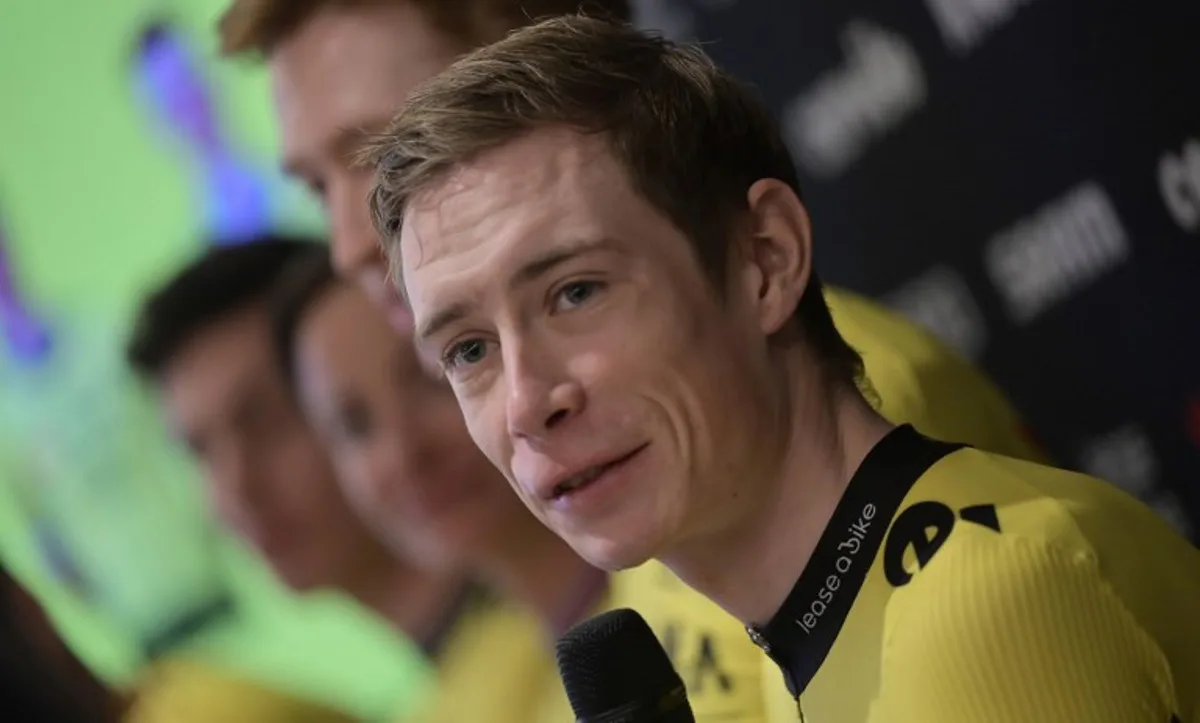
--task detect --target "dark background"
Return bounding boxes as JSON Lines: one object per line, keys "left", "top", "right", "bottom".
{"left": 636, "top": 0, "right": 1200, "bottom": 538}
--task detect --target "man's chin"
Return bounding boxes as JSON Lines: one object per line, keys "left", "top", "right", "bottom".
{"left": 274, "top": 574, "right": 322, "bottom": 594}
{"left": 569, "top": 533, "right": 659, "bottom": 572}
{"left": 266, "top": 556, "right": 328, "bottom": 594}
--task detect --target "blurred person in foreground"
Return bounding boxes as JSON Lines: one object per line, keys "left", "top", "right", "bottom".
{"left": 126, "top": 238, "right": 465, "bottom": 716}
{"left": 363, "top": 15, "right": 1200, "bottom": 723}
{"left": 269, "top": 249, "right": 607, "bottom": 722}
{"left": 0, "top": 561, "right": 354, "bottom": 723}
{"left": 217, "top": 1, "right": 1050, "bottom": 721}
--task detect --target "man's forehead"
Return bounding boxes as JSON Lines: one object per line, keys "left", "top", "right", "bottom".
{"left": 165, "top": 309, "right": 270, "bottom": 389}
{"left": 271, "top": 2, "right": 460, "bottom": 84}
{"left": 400, "top": 131, "right": 614, "bottom": 263}
{"left": 271, "top": 2, "right": 464, "bottom": 169}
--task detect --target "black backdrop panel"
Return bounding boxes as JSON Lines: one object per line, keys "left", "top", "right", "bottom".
{"left": 633, "top": 0, "right": 1200, "bottom": 537}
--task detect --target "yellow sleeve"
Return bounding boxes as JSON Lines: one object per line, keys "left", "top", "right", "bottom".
{"left": 870, "top": 535, "right": 1178, "bottom": 723}
{"left": 410, "top": 603, "right": 560, "bottom": 723}
{"left": 125, "top": 659, "right": 356, "bottom": 723}
{"left": 825, "top": 288, "right": 1046, "bottom": 463}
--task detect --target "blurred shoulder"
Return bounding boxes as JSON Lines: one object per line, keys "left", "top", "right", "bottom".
{"left": 826, "top": 286, "right": 1042, "bottom": 461}
{"left": 127, "top": 658, "right": 356, "bottom": 723}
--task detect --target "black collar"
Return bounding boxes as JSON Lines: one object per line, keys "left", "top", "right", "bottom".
{"left": 422, "top": 582, "right": 491, "bottom": 660}
{"left": 745, "top": 425, "right": 963, "bottom": 698}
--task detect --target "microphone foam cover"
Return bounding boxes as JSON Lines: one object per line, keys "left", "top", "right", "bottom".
{"left": 556, "top": 608, "right": 684, "bottom": 720}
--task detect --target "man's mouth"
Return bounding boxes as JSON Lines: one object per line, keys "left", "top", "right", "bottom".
{"left": 550, "top": 445, "right": 647, "bottom": 500}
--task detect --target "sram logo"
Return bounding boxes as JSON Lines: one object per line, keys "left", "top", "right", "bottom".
{"left": 883, "top": 502, "right": 1000, "bottom": 587}
{"left": 924, "top": 0, "right": 1037, "bottom": 55}
{"left": 885, "top": 266, "right": 988, "bottom": 360}
{"left": 984, "top": 182, "right": 1129, "bottom": 325}
{"left": 1158, "top": 136, "right": 1200, "bottom": 233}
{"left": 782, "top": 21, "right": 926, "bottom": 179}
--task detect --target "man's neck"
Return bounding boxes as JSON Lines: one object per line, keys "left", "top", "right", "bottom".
{"left": 477, "top": 516, "right": 607, "bottom": 640}
{"left": 663, "top": 362, "right": 893, "bottom": 626}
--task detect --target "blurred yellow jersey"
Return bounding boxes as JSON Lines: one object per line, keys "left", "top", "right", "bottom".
{"left": 610, "top": 564, "right": 768, "bottom": 721}
{"left": 826, "top": 288, "right": 1043, "bottom": 462}
{"left": 752, "top": 425, "right": 1199, "bottom": 723}
{"left": 613, "top": 286, "right": 1047, "bottom": 722}
{"left": 410, "top": 595, "right": 602, "bottom": 723}
{"left": 125, "top": 658, "right": 356, "bottom": 723}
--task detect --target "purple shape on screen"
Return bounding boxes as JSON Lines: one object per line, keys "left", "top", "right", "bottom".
{"left": 205, "top": 156, "right": 272, "bottom": 245}
{"left": 0, "top": 226, "right": 54, "bottom": 365}
{"left": 135, "top": 24, "right": 220, "bottom": 153}
{"left": 134, "top": 22, "right": 272, "bottom": 244}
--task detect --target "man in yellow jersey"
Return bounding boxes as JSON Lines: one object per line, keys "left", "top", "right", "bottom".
{"left": 217, "top": 1, "right": 1046, "bottom": 721}
{"left": 125, "top": 239, "right": 465, "bottom": 720}
{"left": 216, "top": 4, "right": 627, "bottom": 722}
{"left": 363, "top": 15, "right": 1200, "bottom": 723}
{"left": 127, "top": 238, "right": 464, "bottom": 646}
{"left": 267, "top": 248, "right": 609, "bottom": 722}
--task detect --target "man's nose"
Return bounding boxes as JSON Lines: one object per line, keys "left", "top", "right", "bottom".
{"left": 328, "top": 177, "right": 382, "bottom": 278}
{"left": 209, "top": 442, "right": 257, "bottom": 528}
{"left": 504, "top": 340, "right": 585, "bottom": 443}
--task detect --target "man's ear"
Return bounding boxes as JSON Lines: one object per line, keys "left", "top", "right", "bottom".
{"left": 733, "top": 179, "right": 814, "bottom": 336}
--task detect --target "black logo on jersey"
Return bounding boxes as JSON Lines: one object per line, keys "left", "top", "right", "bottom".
{"left": 883, "top": 502, "right": 1000, "bottom": 587}
{"left": 661, "top": 623, "right": 734, "bottom": 695}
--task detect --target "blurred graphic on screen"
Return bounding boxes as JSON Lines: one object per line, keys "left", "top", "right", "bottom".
{"left": 0, "top": 216, "right": 53, "bottom": 365}
{"left": 133, "top": 20, "right": 271, "bottom": 245}
{"left": 0, "top": 5, "right": 422, "bottom": 716}
{"left": 0, "top": 209, "right": 225, "bottom": 647}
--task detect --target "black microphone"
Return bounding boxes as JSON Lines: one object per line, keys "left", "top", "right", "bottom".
{"left": 556, "top": 608, "right": 695, "bottom": 723}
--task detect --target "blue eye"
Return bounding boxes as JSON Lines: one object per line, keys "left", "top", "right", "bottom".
{"left": 555, "top": 280, "right": 603, "bottom": 310}
{"left": 443, "top": 339, "right": 488, "bottom": 369}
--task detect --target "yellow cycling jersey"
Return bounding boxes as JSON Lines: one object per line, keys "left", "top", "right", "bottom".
{"left": 613, "top": 286, "right": 1048, "bottom": 722}
{"left": 409, "top": 598, "right": 558, "bottom": 723}
{"left": 610, "top": 563, "right": 768, "bottom": 721}
{"left": 125, "top": 658, "right": 357, "bottom": 723}
{"left": 825, "top": 288, "right": 1043, "bottom": 462}
{"left": 750, "top": 424, "right": 1199, "bottom": 723}
{"left": 410, "top": 591, "right": 614, "bottom": 723}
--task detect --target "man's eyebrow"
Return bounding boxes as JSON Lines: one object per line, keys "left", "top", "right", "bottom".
{"left": 283, "top": 119, "right": 393, "bottom": 177}
{"left": 417, "top": 302, "right": 471, "bottom": 344}
{"left": 334, "top": 123, "right": 380, "bottom": 162}
{"left": 417, "top": 238, "right": 616, "bottom": 344}
{"left": 509, "top": 238, "right": 616, "bottom": 291}
{"left": 340, "top": 118, "right": 400, "bottom": 171}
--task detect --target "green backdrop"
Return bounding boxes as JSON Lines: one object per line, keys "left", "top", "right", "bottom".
{"left": 0, "top": 1, "right": 428, "bottom": 719}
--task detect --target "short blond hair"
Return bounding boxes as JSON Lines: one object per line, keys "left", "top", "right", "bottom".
{"left": 362, "top": 14, "right": 863, "bottom": 386}
{"left": 218, "top": 0, "right": 631, "bottom": 57}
